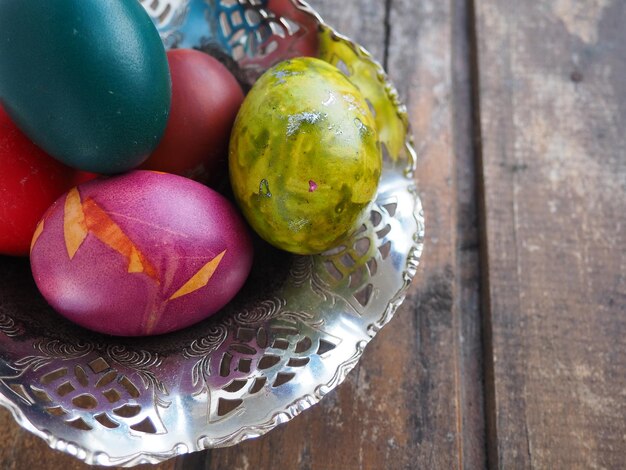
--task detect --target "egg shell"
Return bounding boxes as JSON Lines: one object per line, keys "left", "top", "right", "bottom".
{"left": 0, "top": 106, "right": 78, "bottom": 256}
{"left": 0, "top": 0, "right": 171, "bottom": 174}
{"left": 140, "top": 49, "right": 244, "bottom": 186}
{"left": 30, "top": 171, "right": 253, "bottom": 337}
{"left": 229, "top": 57, "right": 381, "bottom": 255}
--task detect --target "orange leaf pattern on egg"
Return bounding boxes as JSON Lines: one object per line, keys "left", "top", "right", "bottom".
{"left": 76, "top": 196, "right": 159, "bottom": 282}
{"left": 169, "top": 250, "right": 227, "bottom": 301}
{"left": 30, "top": 219, "right": 45, "bottom": 255}
{"left": 61, "top": 187, "right": 159, "bottom": 282}
{"left": 63, "top": 188, "right": 89, "bottom": 260}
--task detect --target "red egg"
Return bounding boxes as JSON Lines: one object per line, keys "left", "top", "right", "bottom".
{"left": 72, "top": 171, "right": 99, "bottom": 186}
{"left": 30, "top": 171, "right": 254, "bottom": 337}
{"left": 0, "top": 105, "right": 78, "bottom": 256}
{"left": 141, "top": 49, "right": 244, "bottom": 186}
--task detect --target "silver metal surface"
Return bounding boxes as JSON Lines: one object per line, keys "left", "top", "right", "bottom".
{"left": 0, "top": 0, "right": 425, "bottom": 466}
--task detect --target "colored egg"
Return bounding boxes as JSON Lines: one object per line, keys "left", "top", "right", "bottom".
{"left": 0, "top": 0, "right": 171, "bottom": 174}
{"left": 229, "top": 58, "right": 382, "bottom": 255}
{"left": 0, "top": 106, "right": 79, "bottom": 257}
{"left": 30, "top": 171, "right": 253, "bottom": 337}
{"left": 141, "top": 49, "right": 244, "bottom": 187}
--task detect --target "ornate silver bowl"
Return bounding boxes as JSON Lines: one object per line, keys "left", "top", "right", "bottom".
{"left": 0, "top": 0, "right": 424, "bottom": 466}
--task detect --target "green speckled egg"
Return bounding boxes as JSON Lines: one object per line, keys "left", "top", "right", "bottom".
{"left": 229, "top": 57, "right": 381, "bottom": 255}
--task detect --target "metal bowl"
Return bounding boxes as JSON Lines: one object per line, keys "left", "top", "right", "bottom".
{"left": 0, "top": 0, "right": 424, "bottom": 466}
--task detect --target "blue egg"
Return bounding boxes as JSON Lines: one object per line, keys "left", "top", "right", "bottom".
{"left": 0, "top": 0, "right": 171, "bottom": 174}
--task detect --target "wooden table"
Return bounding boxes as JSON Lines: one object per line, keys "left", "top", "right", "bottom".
{"left": 1, "top": 0, "right": 624, "bottom": 468}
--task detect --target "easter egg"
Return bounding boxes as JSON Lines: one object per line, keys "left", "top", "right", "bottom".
{"left": 141, "top": 49, "right": 244, "bottom": 186}
{"left": 229, "top": 58, "right": 381, "bottom": 255}
{"left": 30, "top": 171, "right": 253, "bottom": 337}
{"left": 0, "top": 0, "right": 171, "bottom": 174}
{"left": 0, "top": 106, "right": 79, "bottom": 257}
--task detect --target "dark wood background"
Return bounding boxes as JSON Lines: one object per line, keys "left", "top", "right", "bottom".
{"left": 0, "top": 0, "right": 624, "bottom": 468}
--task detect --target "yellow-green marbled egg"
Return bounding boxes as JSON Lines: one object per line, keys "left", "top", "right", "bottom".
{"left": 229, "top": 57, "right": 381, "bottom": 255}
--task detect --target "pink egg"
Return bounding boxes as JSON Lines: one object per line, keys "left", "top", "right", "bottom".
{"left": 30, "top": 171, "right": 254, "bottom": 336}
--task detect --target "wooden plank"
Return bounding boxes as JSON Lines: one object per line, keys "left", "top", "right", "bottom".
{"left": 474, "top": 0, "right": 626, "bottom": 467}
{"left": 451, "top": 0, "right": 488, "bottom": 466}
{"left": 387, "top": 0, "right": 486, "bottom": 468}
{"left": 383, "top": 3, "right": 489, "bottom": 468}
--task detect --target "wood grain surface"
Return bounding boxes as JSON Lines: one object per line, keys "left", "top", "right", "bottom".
{"left": 1, "top": 0, "right": 624, "bottom": 469}
{"left": 475, "top": 0, "right": 626, "bottom": 468}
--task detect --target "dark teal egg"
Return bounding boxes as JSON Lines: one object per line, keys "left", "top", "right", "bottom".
{"left": 0, "top": 0, "right": 171, "bottom": 174}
